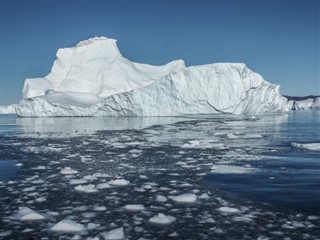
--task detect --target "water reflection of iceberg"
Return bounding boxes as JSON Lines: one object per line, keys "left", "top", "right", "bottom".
{"left": 16, "top": 117, "right": 185, "bottom": 134}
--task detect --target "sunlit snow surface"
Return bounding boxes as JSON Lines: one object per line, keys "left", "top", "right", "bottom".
{"left": 0, "top": 112, "right": 319, "bottom": 239}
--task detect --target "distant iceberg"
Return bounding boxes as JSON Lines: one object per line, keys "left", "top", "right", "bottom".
{"left": 3, "top": 37, "right": 290, "bottom": 117}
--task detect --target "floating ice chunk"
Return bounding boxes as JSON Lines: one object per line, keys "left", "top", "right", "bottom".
{"left": 83, "top": 175, "right": 98, "bottom": 181}
{"left": 101, "top": 228, "right": 125, "bottom": 240}
{"left": 69, "top": 179, "right": 88, "bottom": 185}
{"left": 15, "top": 163, "right": 23, "bottom": 167}
{"left": 243, "top": 134, "right": 263, "bottom": 139}
{"left": 87, "top": 223, "right": 101, "bottom": 230}
{"left": 124, "top": 204, "right": 145, "bottom": 212}
{"left": 149, "top": 213, "right": 176, "bottom": 225}
{"left": 51, "top": 219, "right": 85, "bottom": 233}
{"left": 232, "top": 215, "right": 253, "bottom": 222}
{"left": 10, "top": 207, "right": 45, "bottom": 221}
{"left": 35, "top": 197, "right": 47, "bottom": 203}
{"left": 181, "top": 140, "right": 221, "bottom": 149}
{"left": 31, "top": 166, "right": 46, "bottom": 170}
{"left": 218, "top": 206, "right": 240, "bottom": 213}
{"left": 22, "top": 186, "right": 36, "bottom": 192}
{"left": 198, "top": 193, "right": 210, "bottom": 199}
{"left": 227, "top": 133, "right": 238, "bottom": 139}
{"left": 74, "top": 184, "right": 98, "bottom": 193}
{"left": 210, "top": 165, "right": 255, "bottom": 174}
{"left": 156, "top": 195, "right": 168, "bottom": 202}
{"left": 0, "top": 230, "right": 12, "bottom": 237}
{"left": 291, "top": 142, "right": 320, "bottom": 151}
{"left": 96, "top": 183, "right": 111, "bottom": 189}
{"left": 108, "top": 179, "right": 130, "bottom": 186}
{"left": 60, "top": 167, "right": 78, "bottom": 175}
{"left": 170, "top": 194, "right": 197, "bottom": 203}
{"left": 93, "top": 206, "right": 106, "bottom": 211}
{"left": 70, "top": 234, "right": 81, "bottom": 240}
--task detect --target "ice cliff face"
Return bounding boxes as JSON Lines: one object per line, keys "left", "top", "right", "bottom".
{"left": 12, "top": 37, "right": 289, "bottom": 116}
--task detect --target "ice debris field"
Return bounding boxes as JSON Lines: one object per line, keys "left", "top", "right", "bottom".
{"left": 1, "top": 115, "right": 319, "bottom": 240}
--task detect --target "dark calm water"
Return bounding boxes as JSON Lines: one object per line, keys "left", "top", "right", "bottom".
{"left": 0, "top": 112, "right": 319, "bottom": 239}
{"left": 206, "top": 111, "right": 320, "bottom": 214}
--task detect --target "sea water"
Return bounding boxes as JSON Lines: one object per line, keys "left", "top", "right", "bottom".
{"left": 0, "top": 112, "right": 319, "bottom": 239}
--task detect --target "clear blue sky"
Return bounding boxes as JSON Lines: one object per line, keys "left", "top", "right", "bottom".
{"left": 1, "top": 0, "right": 319, "bottom": 105}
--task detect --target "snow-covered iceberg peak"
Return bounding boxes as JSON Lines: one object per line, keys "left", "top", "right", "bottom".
{"left": 22, "top": 36, "right": 186, "bottom": 99}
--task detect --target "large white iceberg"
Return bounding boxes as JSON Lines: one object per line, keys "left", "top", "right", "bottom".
{"left": 7, "top": 37, "right": 290, "bottom": 116}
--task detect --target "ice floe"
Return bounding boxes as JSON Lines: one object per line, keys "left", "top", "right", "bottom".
{"left": 101, "top": 228, "right": 125, "bottom": 240}
{"left": 51, "top": 219, "right": 85, "bottom": 233}
{"left": 149, "top": 213, "right": 176, "bottom": 225}
{"left": 10, "top": 207, "right": 45, "bottom": 221}
{"left": 210, "top": 164, "right": 256, "bottom": 174}
{"left": 124, "top": 204, "right": 145, "bottom": 212}
{"left": 218, "top": 206, "right": 240, "bottom": 213}
{"left": 291, "top": 142, "right": 320, "bottom": 151}
{"left": 74, "top": 184, "right": 98, "bottom": 193}
{"left": 60, "top": 167, "right": 78, "bottom": 175}
{"left": 108, "top": 179, "right": 130, "bottom": 186}
{"left": 170, "top": 193, "right": 197, "bottom": 203}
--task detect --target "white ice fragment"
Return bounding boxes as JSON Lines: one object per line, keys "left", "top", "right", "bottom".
{"left": 108, "top": 179, "right": 130, "bottom": 186}
{"left": 96, "top": 183, "right": 111, "bottom": 189}
{"left": 101, "top": 228, "right": 125, "bottom": 240}
{"left": 291, "top": 142, "right": 320, "bottom": 151}
{"left": 51, "top": 219, "right": 85, "bottom": 233}
{"left": 227, "top": 133, "right": 238, "bottom": 139}
{"left": 156, "top": 195, "right": 168, "bottom": 202}
{"left": 69, "top": 179, "right": 88, "bottom": 185}
{"left": 87, "top": 223, "right": 101, "bottom": 230}
{"left": 124, "top": 204, "right": 145, "bottom": 212}
{"left": 22, "top": 186, "right": 36, "bottom": 192}
{"left": 149, "top": 213, "right": 176, "bottom": 225}
{"left": 218, "top": 206, "right": 240, "bottom": 213}
{"left": 83, "top": 175, "right": 98, "bottom": 181}
{"left": 60, "top": 167, "right": 78, "bottom": 175}
{"left": 35, "top": 197, "right": 47, "bottom": 203}
{"left": 31, "top": 166, "right": 46, "bottom": 170}
{"left": 170, "top": 194, "right": 197, "bottom": 203}
{"left": 93, "top": 206, "right": 107, "bottom": 211}
{"left": 0, "top": 231, "right": 12, "bottom": 237}
{"left": 210, "top": 165, "right": 255, "bottom": 174}
{"left": 243, "top": 134, "right": 263, "bottom": 139}
{"left": 198, "top": 193, "right": 210, "bottom": 199}
{"left": 10, "top": 207, "right": 45, "bottom": 221}
{"left": 74, "top": 184, "right": 98, "bottom": 193}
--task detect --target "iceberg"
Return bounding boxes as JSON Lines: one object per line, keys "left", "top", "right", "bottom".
{"left": 0, "top": 104, "right": 17, "bottom": 114}
{"left": 7, "top": 37, "right": 290, "bottom": 116}
{"left": 285, "top": 96, "right": 320, "bottom": 110}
